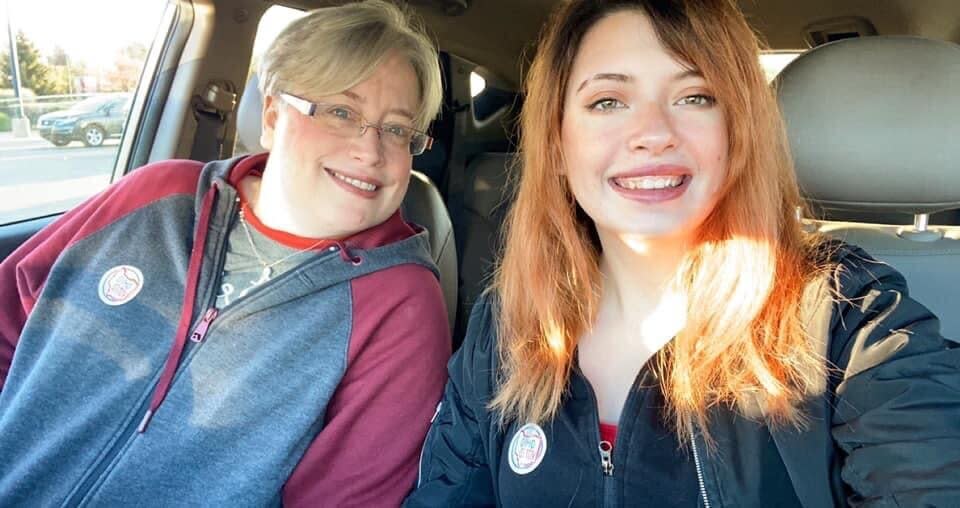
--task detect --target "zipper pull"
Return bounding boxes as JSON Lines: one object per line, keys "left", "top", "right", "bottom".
{"left": 190, "top": 308, "right": 219, "bottom": 342}
{"left": 599, "top": 441, "right": 614, "bottom": 476}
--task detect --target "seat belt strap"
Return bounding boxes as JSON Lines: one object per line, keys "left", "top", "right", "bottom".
{"left": 190, "top": 80, "right": 238, "bottom": 161}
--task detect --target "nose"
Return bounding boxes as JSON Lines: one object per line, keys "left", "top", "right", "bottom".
{"left": 350, "top": 124, "right": 385, "bottom": 166}
{"left": 626, "top": 103, "right": 678, "bottom": 155}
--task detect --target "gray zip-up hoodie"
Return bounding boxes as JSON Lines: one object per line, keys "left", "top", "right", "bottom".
{"left": 0, "top": 153, "right": 450, "bottom": 507}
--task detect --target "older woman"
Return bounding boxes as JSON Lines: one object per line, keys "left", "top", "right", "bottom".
{"left": 406, "top": 0, "right": 960, "bottom": 506}
{"left": 0, "top": 1, "right": 448, "bottom": 506}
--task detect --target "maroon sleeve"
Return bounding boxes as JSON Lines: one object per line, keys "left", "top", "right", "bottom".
{"left": 283, "top": 263, "right": 451, "bottom": 508}
{"left": 0, "top": 160, "right": 202, "bottom": 388}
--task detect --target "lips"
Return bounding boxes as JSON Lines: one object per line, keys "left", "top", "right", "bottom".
{"left": 325, "top": 167, "right": 382, "bottom": 198}
{"left": 608, "top": 164, "right": 692, "bottom": 203}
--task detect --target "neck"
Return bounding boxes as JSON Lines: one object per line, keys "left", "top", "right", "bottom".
{"left": 594, "top": 229, "right": 690, "bottom": 341}
{"left": 598, "top": 230, "right": 689, "bottom": 307}
{"left": 242, "top": 172, "right": 335, "bottom": 240}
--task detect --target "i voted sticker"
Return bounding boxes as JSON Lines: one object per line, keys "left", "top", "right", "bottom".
{"left": 508, "top": 423, "right": 547, "bottom": 475}
{"left": 98, "top": 265, "right": 144, "bottom": 306}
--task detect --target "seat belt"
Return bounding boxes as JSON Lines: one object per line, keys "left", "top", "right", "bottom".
{"left": 190, "top": 80, "right": 238, "bottom": 162}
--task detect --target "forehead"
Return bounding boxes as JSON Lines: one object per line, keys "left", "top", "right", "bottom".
{"left": 569, "top": 10, "right": 690, "bottom": 85}
{"left": 341, "top": 52, "right": 421, "bottom": 109}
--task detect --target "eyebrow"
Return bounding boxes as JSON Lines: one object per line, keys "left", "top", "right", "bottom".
{"left": 575, "top": 69, "right": 704, "bottom": 93}
{"left": 340, "top": 90, "right": 415, "bottom": 121}
{"left": 576, "top": 73, "right": 631, "bottom": 92}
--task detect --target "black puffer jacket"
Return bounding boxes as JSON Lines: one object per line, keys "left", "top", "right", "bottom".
{"left": 406, "top": 246, "right": 960, "bottom": 507}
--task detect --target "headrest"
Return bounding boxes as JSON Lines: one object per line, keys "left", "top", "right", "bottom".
{"left": 776, "top": 36, "right": 960, "bottom": 214}
{"left": 236, "top": 74, "right": 265, "bottom": 153}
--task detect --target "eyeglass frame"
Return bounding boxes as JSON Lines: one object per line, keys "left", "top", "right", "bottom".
{"left": 277, "top": 91, "right": 433, "bottom": 156}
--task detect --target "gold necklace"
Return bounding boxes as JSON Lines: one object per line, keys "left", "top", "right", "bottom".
{"left": 237, "top": 205, "right": 328, "bottom": 284}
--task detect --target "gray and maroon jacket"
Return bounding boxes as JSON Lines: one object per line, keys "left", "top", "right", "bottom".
{"left": 0, "top": 153, "right": 451, "bottom": 507}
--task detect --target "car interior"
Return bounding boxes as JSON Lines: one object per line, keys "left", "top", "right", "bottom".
{"left": 1, "top": 0, "right": 958, "bottom": 349}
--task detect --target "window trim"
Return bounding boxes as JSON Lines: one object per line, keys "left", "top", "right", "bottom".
{"left": 122, "top": 0, "right": 194, "bottom": 176}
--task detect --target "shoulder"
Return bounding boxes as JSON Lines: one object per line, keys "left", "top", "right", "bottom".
{"left": 803, "top": 240, "right": 908, "bottom": 307}
{"left": 115, "top": 159, "right": 204, "bottom": 198}
{"left": 830, "top": 242, "right": 908, "bottom": 296}
{"left": 449, "top": 291, "right": 501, "bottom": 403}
{"left": 809, "top": 241, "right": 952, "bottom": 372}
{"left": 464, "top": 291, "right": 500, "bottom": 355}
{"left": 351, "top": 262, "right": 444, "bottom": 312}
{"left": 348, "top": 263, "right": 449, "bottom": 351}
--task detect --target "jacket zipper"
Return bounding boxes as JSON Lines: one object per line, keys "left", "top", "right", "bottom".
{"left": 65, "top": 186, "right": 233, "bottom": 506}
{"left": 138, "top": 236, "right": 344, "bottom": 427}
{"left": 417, "top": 401, "right": 443, "bottom": 487}
{"left": 598, "top": 432, "right": 616, "bottom": 507}
{"left": 67, "top": 181, "right": 352, "bottom": 504}
{"left": 136, "top": 306, "right": 219, "bottom": 431}
{"left": 189, "top": 308, "right": 219, "bottom": 342}
{"left": 599, "top": 440, "right": 614, "bottom": 476}
{"left": 577, "top": 366, "right": 621, "bottom": 508}
{"left": 141, "top": 237, "right": 343, "bottom": 427}
{"left": 690, "top": 428, "right": 712, "bottom": 508}
{"left": 69, "top": 295, "right": 227, "bottom": 504}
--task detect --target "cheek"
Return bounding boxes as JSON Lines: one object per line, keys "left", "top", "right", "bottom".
{"left": 561, "top": 113, "right": 612, "bottom": 177}
{"left": 388, "top": 165, "right": 412, "bottom": 193}
{"left": 276, "top": 116, "right": 335, "bottom": 155}
{"left": 708, "top": 127, "right": 729, "bottom": 183}
{"left": 393, "top": 172, "right": 412, "bottom": 200}
{"left": 678, "top": 118, "right": 728, "bottom": 175}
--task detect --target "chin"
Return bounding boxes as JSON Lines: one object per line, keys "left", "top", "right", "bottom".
{"left": 345, "top": 208, "right": 390, "bottom": 234}
{"left": 604, "top": 217, "right": 699, "bottom": 241}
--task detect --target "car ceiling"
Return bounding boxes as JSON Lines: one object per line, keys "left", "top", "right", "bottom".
{"left": 269, "top": 0, "right": 960, "bottom": 88}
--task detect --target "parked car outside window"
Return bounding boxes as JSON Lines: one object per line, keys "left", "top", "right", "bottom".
{"left": 36, "top": 94, "right": 131, "bottom": 147}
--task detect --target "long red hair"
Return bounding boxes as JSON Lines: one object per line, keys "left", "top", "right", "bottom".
{"left": 492, "top": 0, "right": 831, "bottom": 443}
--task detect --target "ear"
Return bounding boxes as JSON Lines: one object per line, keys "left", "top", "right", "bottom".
{"left": 260, "top": 94, "right": 279, "bottom": 150}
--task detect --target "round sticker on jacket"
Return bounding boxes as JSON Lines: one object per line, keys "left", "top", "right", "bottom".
{"left": 98, "top": 265, "right": 144, "bottom": 306}
{"left": 508, "top": 423, "right": 547, "bottom": 475}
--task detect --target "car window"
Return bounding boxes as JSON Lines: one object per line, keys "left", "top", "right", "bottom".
{"left": 0, "top": 0, "right": 170, "bottom": 226}
{"left": 761, "top": 51, "right": 803, "bottom": 82}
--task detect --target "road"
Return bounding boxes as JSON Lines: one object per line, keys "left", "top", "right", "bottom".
{"left": 0, "top": 135, "right": 119, "bottom": 224}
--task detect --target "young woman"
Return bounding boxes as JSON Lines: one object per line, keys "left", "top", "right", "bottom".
{"left": 0, "top": 2, "right": 449, "bottom": 506}
{"left": 407, "top": 0, "right": 960, "bottom": 506}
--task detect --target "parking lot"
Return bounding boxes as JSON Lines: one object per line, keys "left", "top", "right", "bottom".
{"left": 0, "top": 132, "right": 118, "bottom": 224}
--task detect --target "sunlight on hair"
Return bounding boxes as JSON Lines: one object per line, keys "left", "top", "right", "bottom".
{"left": 703, "top": 235, "right": 777, "bottom": 331}
{"left": 543, "top": 319, "right": 567, "bottom": 356}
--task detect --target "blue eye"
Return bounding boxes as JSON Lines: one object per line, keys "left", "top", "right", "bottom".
{"left": 589, "top": 98, "right": 626, "bottom": 112}
{"left": 676, "top": 94, "right": 717, "bottom": 107}
{"left": 325, "top": 106, "right": 358, "bottom": 121}
{"left": 382, "top": 124, "right": 411, "bottom": 139}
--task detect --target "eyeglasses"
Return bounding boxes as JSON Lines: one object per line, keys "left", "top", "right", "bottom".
{"left": 279, "top": 92, "right": 433, "bottom": 156}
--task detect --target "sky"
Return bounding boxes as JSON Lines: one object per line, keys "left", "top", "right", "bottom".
{"left": 0, "top": 0, "right": 168, "bottom": 70}
{"left": 0, "top": 1, "right": 309, "bottom": 71}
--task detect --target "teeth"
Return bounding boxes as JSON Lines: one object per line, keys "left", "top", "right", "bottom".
{"left": 331, "top": 170, "right": 377, "bottom": 191}
{"left": 616, "top": 175, "right": 684, "bottom": 190}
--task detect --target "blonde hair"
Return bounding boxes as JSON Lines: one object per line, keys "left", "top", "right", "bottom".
{"left": 258, "top": 0, "right": 442, "bottom": 130}
{"left": 492, "top": 0, "right": 831, "bottom": 445}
